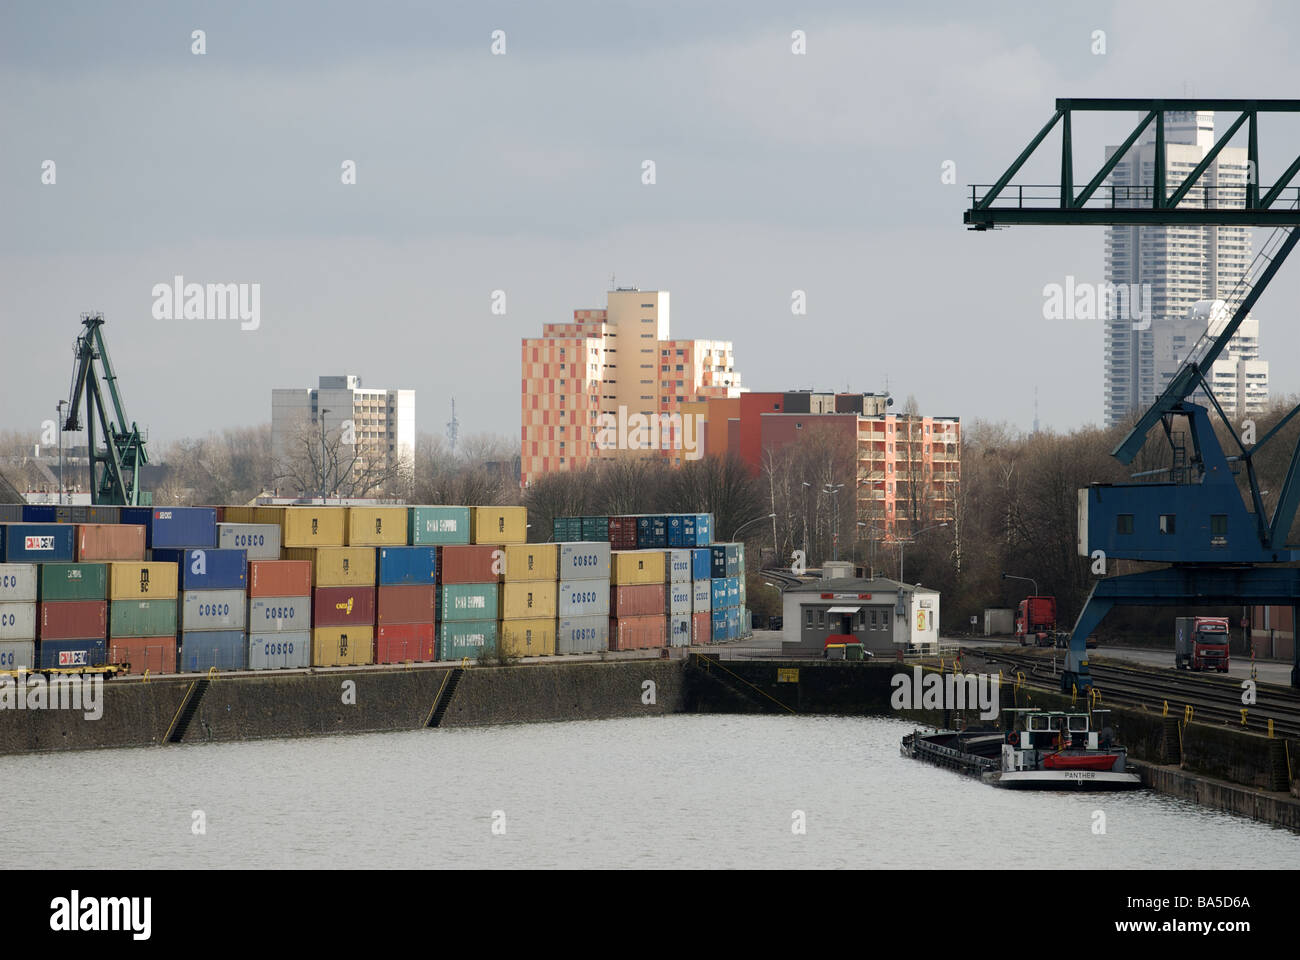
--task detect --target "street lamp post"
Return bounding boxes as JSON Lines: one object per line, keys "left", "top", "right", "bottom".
{"left": 824, "top": 482, "right": 845, "bottom": 561}
{"left": 731, "top": 512, "right": 777, "bottom": 543}
{"left": 800, "top": 481, "right": 811, "bottom": 559}
{"left": 1002, "top": 572, "right": 1039, "bottom": 596}
{"left": 897, "top": 522, "right": 948, "bottom": 583}
{"left": 55, "top": 400, "right": 67, "bottom": 506}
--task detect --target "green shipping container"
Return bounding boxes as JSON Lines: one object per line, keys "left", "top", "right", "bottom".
{"left": 439, "top": 583, "right": 499, "bottom": 622}
{"left": 438, "top": 619, "right": 498, "bottom": 660}
{"left": 408, "top": 507, "right": 472, "bottom": 546}
{"left": 110, "top": 599, "right": 177, "bottom": 638}
{"left": 39, "top": 563, "right": 109, "bottom": 601}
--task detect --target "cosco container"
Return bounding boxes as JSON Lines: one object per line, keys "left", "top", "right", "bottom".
{"left": 0, "top": 563, "right": 38, "bottom": 602}
{"left": 345, "top": 507, "right": 408, "bottom": 546}
{"left": 667, "top": 582, "right": 692, "bottom": 616}
{"left": 39, "top": 600, "right": 106, "bottom": 640}
{"left": 635, "top": 515, "right": 668, "bottom": 549}
{"left": 119, "top": 506, "right": 217, "bottom": 549}
{"left": 248, "top": 631, "right": 311, "bottom": 670}
{"left": 439, "top": 583, "right": 499, "bottom": 622}
{"left": 691, "top": 580, "right": 711, "bottom": 613}
{"left": 408, "top": 506, "right": 472, "bottom": 545}
{"left": 500, "top": 618, "right": 556, "bottom": 658}
{"left": 377, "top": 547, "right": 438, "bottom": 586}
{"left": 610, "top": 550, "right": 666, "bottom": 585}
{"left": 437, "top": 545, "right": 502, "bottom": 584}
{"left": 274, "top": 507, "right": 345, "bottom": 548}
{"left": 247, "top": 560, "right": 312, "bottom": 598}
{"left": 39, "top": 638, "right": 107, "bottom": 669}
{"left": 503, "top": 543, "right": 558, "bottom": 582}
{"left": 0, "top": 602, "right": 36, "bottom": 641}
{"left": 609, "top": 615, "right": 667, "bottom": 651}
{"left": 217, "top": 523, "right": 281, "bottom": 559}
{"left": 109, "top": 598, "right": 177, "bottom": 638}
{"left": 108, "top": 637, "right": 176, "bottom": 674}
{"left": 691, "top": 611, "right": 711, "bottom": 645}
{"left": 153, "top": 548, "right": 248, "bottom": 591}
{"left": 608, "top": 516, "right": 639, "bottom": 550}
{"left": 375, "top": 622, "right": 436, "bottom": 663}
{"left": 557, "top": 542, "right": 611, "bottom": 581}
{"left": 108, "top": 562, "right": 178, "bottom": 601}
{"left": 471, "top": 506, "right": 527, "bottom": 545}
{"left": 312, "top": 586, "right": 376, "bottom": 627}
{"left": 75, "top": 524, "right": 146, "bottom": 561}
{"left": 180, "top": 631, "right": 247, "bottom": 672}
{"left": 580, "top": 516, "right": 609, "bottom": 542}
{"left": 0, "top": 524, "right": 76, "bottom": 563}
{"left": 558, "top": 579, "right": 610, "bottom": 618}
{"left": 0, "top": 639, "right": 35, "bottom": 670}
{"left": 182, "top": 589, "right": 248, "bottom": 632}
{"left": 248, "top": 595, "right": 311, "bottom": 632}
{"left": 691, "top": 548, "right": 712, "bottom": 582}
{"left": 556, "top": 615, "right": 609, "bottom": 655}
{"left": 376, "top": 584, "right": 437, "bottom": 625}
{"left": 501, "top": 581, "right": 557, "bottom": 620}
{"left": 311, "top": 626, "right": 375, "bottom": 667}
{"left": 283, "top": 547, "right": 376, "bottom": 587}
{"left": 666, "top": 549, "right": 692, "bottom": 583}
{"left": 439, "top": 620, "right": 497, "bottom": 661}
{"left": 669, "top": 614, "right": 691, "bottom": 647}
{"left": 38, "top": 563, "right": 107, "bottom": 601}
{"left": 611, "top": 583, "right": 667, "bottom": 618}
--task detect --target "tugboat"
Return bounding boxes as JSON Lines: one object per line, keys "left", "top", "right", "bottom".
{"left": 901, "top": 708, "right": 1142, "bottom": 791}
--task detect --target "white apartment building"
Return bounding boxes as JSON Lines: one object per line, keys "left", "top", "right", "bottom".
{"left": 1156, "top": 300, "right": 1269, "bottom": 417}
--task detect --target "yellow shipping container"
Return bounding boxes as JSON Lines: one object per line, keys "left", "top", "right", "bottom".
{"left": 312, "top": 626, "right": 375, "bottom": 667}
{"left": 280, "top": 507, "right": 346, "bottom": 547}
{"left": 251, "top": 506, "right": 286, "bottom": 525}
{"left": 109, "top": 562, "right": 179, "bottom": 600}
{"left": 283, "top": 547, "right": 377, "bottom": 587}
{"left": 610, "top": 549, "right": 666, "bottom": 585}
{"left": 471, "top": 506, "right": 527, "bottom": 545}
{"left": 221, "top": 506, "right": 261, "bottom": 524}
{"left": 345, "top": 507, "right": 408, "bottom": 546}
{"left": 500, "top": 581, "right": 558, "bottom": 620}
{"left": 503, "top": 543, "right": 558, "bottom": 582}
{"left": 500, "top": 618, "right": 556, "bottom": 658}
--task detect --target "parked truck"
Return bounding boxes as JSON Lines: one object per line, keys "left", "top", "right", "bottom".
{"left": 1015, "top": 596, "right": 1057, "bottom": 646}
{"left": 1174, "top": 616, "right": 1230, "bottom": 672}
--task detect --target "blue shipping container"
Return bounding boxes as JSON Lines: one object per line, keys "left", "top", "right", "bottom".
{"left": 180, "top": 631, "right": 248, "bottom": 672}
{"left": 39, "top": 638, "right": 107, "bottom": 669}
{"left": 21, "top": 506, "right": 57, "bottom": 523}
{"left": 635, "top": 515, "right": 668, "bottom": 549}
{"left": 711, "top": 579, "right": 729, "bottom": 608}
{"left": 153, "top": 548, "right": 248, "bottom": 591}
{"left": 710, "top": 545, "right": 728, "bottom": 579}
{"left": 667, "top": 513, "right": 714, "bottom": 548}
{"left": 711, "top": 611, "right": 731, "bottom": 642}
{"left": 0, "top": 524, "right": 77, "bottom": 563}
{"left": 693, "top": 513, "right": 713, "bottom": 546}
{"left": 725, "top": 577, "right": 741, "bottom": 607}
{"left": 120, "top": 506, "right": 217, "bottom": 549}
{"left": 378, "top": 547, "right": 438, "bottom": 586}
{"left": 691, "top": 548, "right": 712, "bottom": 581}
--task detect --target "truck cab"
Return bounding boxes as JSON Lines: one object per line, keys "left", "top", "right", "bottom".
{"left": 1174, "top": 616, "right": 1230, "bottom": 672}
{"left": 1015, "top": 595, "right": 1057, "bottom": 646}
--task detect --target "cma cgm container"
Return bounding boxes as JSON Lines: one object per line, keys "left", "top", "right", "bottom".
{"left": 376, "top": 585, "right": 437, "bottom": 625}
{"left": 75, "top": 524, "right": 145, "bottom": 561}
{"left": 556, "top": 615, "right": 609, "bottom": 655}
{"left": 217, "top": 523, "right": 281, "bottom": 559}
{"left": 439, "top": 620, "right": 497, "bottom": 660}
{"left": 558, "top": 580, "right": 610, "bottom": 618}
{"left": 108, "top": 637, "right": 176, "bottom": 674}
{"left": 247, "top": 560, "right": 312, "bottom": 598}
{"left": 609, "top": 615, "right": 667, "bottom": 651}
{"left": 667, "top": 582, "right": 692, "bottom": 616}
{"left": 666, "top": 549, "right": 692, "bottom": 583}
{"left": 119, "top": 506, "right": 217, "bottom": 549}
{"left": 248, "top": 596, "right": 310, "bottom": 633}
{"left": 610, "top": 550, "right": 666, "bottom": 586}
{"left": 109, "top": 599, "right": 177, "bottom": 638}
{"left": 408, "top": 506, "right": 472, "bottom": 546}
{"left": 311, "top": 626, "right": 375, "bottom": 667}
{"left": 375, "top": 623, "right": 436, "bottom": 663}
{"left": 440, "top": 583, "right": 499, "bottom": 622}
{"left": 558, "top": 542, "right": 610, "bottom": 581}
{"left": 580, "top": 516, "right": 609, "bottom": 542}
{"left": 608, "top": 516, "right": 638, "bottom": 551}
{"left": 39, "top": 600, "right": 107, "bottom": 640}
{"left": 501, "top": 581, "right": 557, "bottom": 620}
{"left": 180, "top": 631, "right": 247, "bottom": 672}
{"left": 611, "top": 583, "right": 666, "bottom": 618}
{"left": 248, "top": 632, "right": 311, "bottom": 670}
{"left": 667, "top": 513, "right": 713, "bottom": 548}
{"left": 691, "top": 580, "right": 711, "bottom": 613}
{"left": 0, "top": 602, "right": 36, "bottom": 641}
{"left": 0, "top": 524, "right": 76, "bottom": 563}
{"left": 438, "top": 545, "right": 501, "bottom": 584}
{"left": 312, "top": 587, "right": 376, "bottom": 628}
{"left": 283, "top": 547, "right": 376, "bottom": 588}
{"left": 503, "top": 543, "right": 558, "bottom": 582}
{"left": 345, "top": 507, "right": 408, "bottom": 546}
{"left": 182, "top": 590, "right": 247, "bottom": 632}
{"left": 377, "top": 547, "right": 438, "bottom": 586}
{"left": 471, "top": 506, "right": 527, "bottom": 545}
{"left": 669, "top": 614, "right": 691, "bottom": 647}
{"left": 635, "top": 515, "right": 668, "bottom": 549}
{"left": 153, "top": 549, "right": 248, "bottom": 591}
{"left": 38, "top": 563, "right": 107, "bottom": 601}
{"left": 691, "top": 611, "right": 711, "bottom": 645}
{"left": 108, "top": 562, "right": 179, "bottom": 601}
{"left": 39, "top": 638, "right": 107, "bottom": 669}
{"left": 500, "top": 618, "right": 556, "bottom": 658}
{"left": 0, "top": 563, "right": 38, "bottom": 602}
{"left": 0, "top": 640, "right": 35, "bottom": 670}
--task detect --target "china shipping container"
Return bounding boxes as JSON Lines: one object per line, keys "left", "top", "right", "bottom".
{"left": 556, "top": 615, "right": 609, "bottom": 655}
{"left": 691, "top": 548, "right": 712, "bottom": 582}
{"left": 635, "top": 515, "right": 668, "bottom": 549}
{"left": 181, "top": 631, "right": 248, "bottom": 672}
{"left": 0, "top": 602, "right": 36, "bottom": 640}
{"left": 667, "top": 582, "right": 692, "bottom": 616}
{"left": 500, "top": 618, "right": 557, "bottom": 658}
{"left": 376, "top": 585, "right": 436, "bottom": 625}
{"left": 609, "top": 615, "right": 668, "bottom": 651}
{"left": 312, "top": 587, "right": 376, "bottom": 627}
{"left": 0, "top": 639, "right": 35, "bottom": 670}
{"left": 711, "top": 610, "right": 732, "bottom": 642}
{"left": 153, "top": 548, "right": 248, "bottom": 591}
{"left": 439, "top": 583, "right": 499, "bottom": 622}
{"left": 437, "top": 545, "right": 502, "bottom": 584}
{"left": 726, "top": 578, "right": 742, "bottom": 608}
{"left": 581, "top": 516, "right": 609, "bottom": 542}
{"left": 669, "top": 614, "right": 691, "bottom": 647}
{"left": 283, "top": 547, "right": 377, "bottom": 587}
{"left": 0, "top": 563, "right": 38, "bottom": 602}
{"left": 503, "top": 543, "right": 558, "bottom": 582}
{"left": 275, "top": 506, "right": 346, "bottom": 548}
{"left": 610, "top": 550, "right": 666, "bottom": 585}
{"left": 75, "top": 524, "right": 146, "bottom": 562}
{"left": 119, "top": 506, "right": 217, "bottom": 549}
{"left": 727, "top": 609, "right": 742, "bottom": 637}
{"left": 666, "top": 549, "right": 692, "bottom": 583}
{"left": 217, "top": 523, "right": 281, "bottom": 559}
{"left": 471, "top": 506, "right": 528, "bottom": 545}
{"left": 377, "top": 547, "right": 438, "bottom": 586}
{"left": 110, "top": 599, "right": 177, "bottom": 638}
{"left": 611, "top": 583, "right": 667, "bottom": 618}
{"left": 345, "top": 507, "right": 408, "bottom": 546}
{"left": 501, "top": 581, "right": 557, "bottom": 620}
{"left": 39, "top": 638, "right": 107, "bottom": 669}
{"left": 552, "top": 517, "right": 582, "bottom": 542}
{"left": 558, "top": 579, "right": 611, "bottom": 618}
{"left": 38, "top": 563, "right": 107, "bottom": 601}
{"left": 248, "top": 631, "right": 311, "bottom": 670}
{"left": 108, "top": 637, "right": 177, "bottom": 674}
{"left": 375, "top": 622, "right": 437, "bottom": 663}
{"left": 557, "top": 542, "right": 611, "bottom": 581}
{"left": 39, "top": 600, "right": 107, "bottom": 640}
{"left": 711, "top": 578, "right": 729, "bottom": 609}
{"left": 248, "top": 596, "right": 311, "bottom": 633}
{"left": 439, "top": 620, "right": 497, "bottom": 660}
{"left": 108, "top": 562, "right": 178, "bottom": 601}
{"left": 0, "top": 524, "right": 76, "bottom": 563}
{"left": 608, "top": 516, "right": 639, "bottom": 550}
{"left": 182, "top": 589, "right": 248, "bottom": 632}
{"left": 691, "top": 611, "right": 711, "bottom": 644}
{"left": 311, "top": 626, "right": 374, "bottom": 667}
{"left": 247, "top": 560, "right": 312, "bottom": 598}
{"left": 408, "top": 506, "right": 472, "bottom": 545}
{"left": 692, "top": 580, "right": 711, "bottom": 613}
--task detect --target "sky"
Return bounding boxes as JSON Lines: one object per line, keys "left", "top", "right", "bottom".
{"left": 5, "top": 0, "right": 1300, "bottom": 448}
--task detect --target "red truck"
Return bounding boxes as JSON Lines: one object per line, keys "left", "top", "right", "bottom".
{"left": 1015, "top": 596, "right": 1057, "bottom": 646}
{"left": 1174, "top": 616, "right": 1230, "bottom": 672}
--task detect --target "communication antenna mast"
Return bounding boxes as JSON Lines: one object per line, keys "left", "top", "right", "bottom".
{"left": 446, "top": 397, "right": 460, "bottom": 456}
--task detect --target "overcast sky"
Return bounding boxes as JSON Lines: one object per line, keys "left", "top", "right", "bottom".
{"left": 5, "top": 0, "right": 1300, "bottom": 448}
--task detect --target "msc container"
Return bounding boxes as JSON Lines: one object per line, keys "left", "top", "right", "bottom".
{"left": 39, "top": 638, "right": 107, "bottom": 669}
{"left": 283, "top": 547, "right": 376, "bottom": 588}
{"left": 375, "top": 622, "right": 436, "bottom": 663}
{"left": 110, "top": 599, "right": 177, "bottom": 638}
{"left": 439, "top": 583, "right": 499, "bottom": 622}
{"left": 500, "top": 618, "right": 556, "bottom": 658}
{"left": 0, "top": 563, "right": 38, "bottom": 602}
{"left": 86, "top": 505, "right": 121, "bottom": 525}
{"left": 217, "top": 523, "right": 281, "bottom": 559}
{"left": 558, "top": 579, "right": 610, "bottom": 618}
{"left": 608, "top": 516, "right": 639, "bottom": 551}
{"left": 635, "top": 515, "right": 668, "bottom": 549}
{"left": 556, "top": 615, "right": 609, "bottom": 655}
{"left": 669, "top": 614, "right": 691, "bottom": 647}
{"left": 611, "top": 583, "right": 667, "bottom": 618}
{"left": 666, "top": 549, "right": 692, "bottom": 583}
{"left": 0, "top": 602, "right": 37, "bottom": 641}
{"left": 376, "top": 584, "right": 437, "bottom": 625}
{"left": 503, "top": 543, "right": 558, "bottom": 582}
{"left": 248, "top": 595, "right": 311, "bottom": 633}
{"left": 610, "top": 550, "right": 666, "bottom": 585}
{"left": 691, "top": 611, "right": 711, "bottom": 645}
{"left": 0, "top": 524, "right": 76, "bottom": 563}
{"left": 692, "top": 580, "right": 711, "bottom": 613}
{"left": 501, "top": 581, "right": 557, "bottom": 620}
{"left": 311, "top": 626, "right": 375, "bottom": 667}
{"left": 438, "top": 545, "right": 502, "bottom": 584}
{"left": 75, "top": 523, "right": 146, "bottom": 561}
{"left": 182, "top": 589, "right": 247, "bottom": 632}
{"left": 153, "top": 548, "right": 248, "bottom": 591}
{"left": 39, "top": 600, "right": 106, "bottom": 640}
{"left": 313, "top": 586, "right": 376, "bottom": 628}
{"left": 248, "top": 631, "right": 311, "bottom": 670}
{"left": 180, "top": 631, "right": 248, "bottom": 672}
{"left": 471, "top": 506, "right": 527, "bottom": 545}
{"left": 345, "top": 506, "right": 408, "bottom": 546}
{"left": 38, "top": 563, "right": 107, "bottom": 601}
{"left": 609, "top": 615, "right": 668, "bottom": 651}
{"left": 108, "top": 562, "right": 179, "bottom": 601}
{"left": 580, "top": 516, "right": 609, "bottom": 541}
{"left": 0, "top": 639, "right": 35, "bottom": 671}
{"left": 377, "top": 547, "right": 438, "bottom": 586}
{"left": 558, "top": 542, "right": 611, "bottom": 581}
{"left": 247, "top": 560, "right": 313, "bottom": 598}
{"left": 119, "top": 506, "right": 217, "bottom": 549}
{"left": 408, "top": 506, "right": 472, "bottom": 545}
{"left": 273, "top": 507, "right": 345, "bottom": 547}
{"left": 108, "top": 637, "right": 176, "bottom": 675}
{"left": 691, "top": 548, "right": 712, "bottom": 582}
{"left": 439, "top": 620, "right": 497, "bottom": 661}
{"left": 667, "top": 581, "right": 692, "bottom": 616}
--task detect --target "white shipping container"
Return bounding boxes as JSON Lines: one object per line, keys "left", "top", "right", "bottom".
{"left": 182, "top": 589, "right": 248, "bottom": 632}
{"left": 667, "top": 549, "right": 692, "bottom": 583}
{"left": 0, "top": 639, "right": 35, "bottom": 670}
{"left": 557, "top": 579, "right": 611, "bottom": 618}
{"left": 669, "top": 615, "right": 691, "bottom": 647}
{"left": 0, "top": 602, "right": 37, "bottom": 641}
{"left": 668, "top": 582, "right": 692, "bottom": 616}
{"left": 0, "top": 564, "right": 38, "bottom": 603}
{"left": 556, "top": 615, "right": 609, "bottom": 655}
{"left": 218, "top": 523, "right": 282, "bottom": 559}
{"left": 692, "top": 580, "right": 711, "bottom": 613}
{"left": 557, "top": 542, "right": 611, "bottom": 581}
{"left": 248, "top": 595, "right": 311, "bottom": 633}
{"left": 248, "top": 631, "right": 311, "bottom": 669}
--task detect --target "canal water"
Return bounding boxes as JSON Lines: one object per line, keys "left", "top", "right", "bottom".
{"left": 2, "top": 715, "right": 1296, "bottom": 869}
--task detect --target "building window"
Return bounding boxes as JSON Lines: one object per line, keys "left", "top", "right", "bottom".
{"left": 1211, "top": 514, "right": 1228, "bottom": 536}
{"left": 817, "top": 609, "right": 825, "bottom": 629}
{"left": 1159, "top": 514, "right": 1176, "bottom": 535}
{"left": 1117, "top": 514, "right": 1134, "bottom": 535}
{"left": 805, "top": 609, "right": 814, "bottom": 628}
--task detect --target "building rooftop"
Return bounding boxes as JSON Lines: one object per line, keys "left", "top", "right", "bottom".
{"left": 784, "top": 576, "right": 939, "bottom": 595}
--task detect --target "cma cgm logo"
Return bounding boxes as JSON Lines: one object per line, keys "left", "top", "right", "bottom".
{"left": 335, "top": 597, "right": 354, "bottom": 615}
{"left": 59, "top": 650, "right": 89, "bottom": 666}
{"left": 24, "top": 536, "right": 55, "bottom": 551}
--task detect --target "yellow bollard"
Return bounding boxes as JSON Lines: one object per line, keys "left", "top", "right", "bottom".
{"left": 1183, "top": 704, "right": 1194, "bottom": 724}
{"left": 1268, "top": 718, "right": 1275, "bottom": 739}
{"left": 1162, "top": 700, "right": 1169, "bottom": 717}
{"left": 1240, "top": 708, "right": 1248, "bottom": 727}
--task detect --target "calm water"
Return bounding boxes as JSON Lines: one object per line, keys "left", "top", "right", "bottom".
{"left": 1, "top": 715, "right": 1297, "bottom": 869}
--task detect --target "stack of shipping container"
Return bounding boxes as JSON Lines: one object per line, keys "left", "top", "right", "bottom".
{"left": 433, "top": 504, "right": 496, "bottom": 661}
{"left": 247, "top": 556, "right": 313, "bottom": 668}
{"left": 609, "top": 549, "right": 667, "bottom": 650}
{"left": 500, "top": 541, "right": 557, "bottom": 658}
{"left": 556, "top": 540, "right": 611, "bottom": 654}
{"left": 375, "top": 544, "right": 438, "bottom": 663}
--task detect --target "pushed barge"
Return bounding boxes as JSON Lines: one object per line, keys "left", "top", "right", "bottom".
{"left": 901, "top": 708, "right": 1142, "bottom": 790}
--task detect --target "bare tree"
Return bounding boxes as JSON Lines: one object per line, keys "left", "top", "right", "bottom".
{"left": 275, "top": 419, "right": 409, "bottom": 500}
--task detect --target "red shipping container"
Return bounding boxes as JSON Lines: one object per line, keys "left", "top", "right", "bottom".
{"left": 691, "top": 612, "right": 711, "bottom": 646}
{"left": 313, "top": 586, "right": 376, "bottom": 627}
{"left": 375, "top": 622, "right": 436, "bottom": 663}
{"left": 76, "top": 524, "right": 146, "bottom": 561}
{"left": 248, "top": 560, "right": 312, "bottom": 598}
{"left": 377, "top": 585, "right": 437, "bottom": 625}
{"left": 609, "top": 516, "right": 638, "bottom": 550}
{"left": 438, "top": 545, "right": 502, "bottom": 584}
{"left": 609, "top": 615, "right": 668, "bottom": 651}
{"left": 610, "top": 583, "right": 666, "bottom": 618}
{"left": 108, "top": 636, "right": 177, "bottom": 674}
{"left": 39, "top": 600, "right": 107, "bottom": 640}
